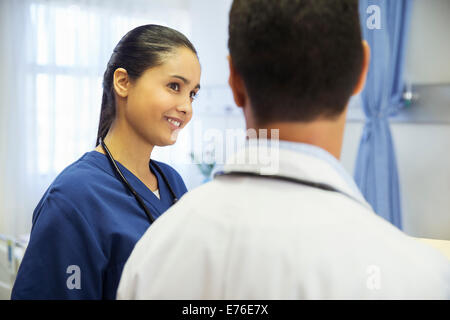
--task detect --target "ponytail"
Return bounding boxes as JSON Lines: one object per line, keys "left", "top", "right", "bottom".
{"left": 95, "top": 89, "right": 115, "bottom": 146}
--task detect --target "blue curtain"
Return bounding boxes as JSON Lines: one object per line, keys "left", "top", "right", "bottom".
{"left": 354, "top": 0, "right": 413, "bottom": 229}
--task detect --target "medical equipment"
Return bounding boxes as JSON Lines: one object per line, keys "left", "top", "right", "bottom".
{"left": 100, "top": 139, "right": 178, "bottom": 223}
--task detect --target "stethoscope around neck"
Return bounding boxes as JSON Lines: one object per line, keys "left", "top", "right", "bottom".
{"left": 99, "top": 138, "right": 178, "bottom": 223}
{"left": 214, "top": 170, "right": 368, "bottom": 209}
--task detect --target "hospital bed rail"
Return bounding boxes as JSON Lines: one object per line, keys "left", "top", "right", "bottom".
{"left": 0, "top": 233, "right": 27, "bottom": 300}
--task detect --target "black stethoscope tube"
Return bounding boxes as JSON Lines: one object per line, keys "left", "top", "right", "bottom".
{"left": 100, "top": 138, "right": 178, "bottom": 224}
{"left": 214, "top": 170, "right": 366, "bottom": 208}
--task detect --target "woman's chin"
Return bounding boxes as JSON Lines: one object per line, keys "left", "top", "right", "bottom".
{"left": 156, "top": 136, "right": 178, "bottom": 147}
{"left": 169, "top": 128, "right": 181, "bottom": 143}
{"left": 150, "top": 129, "right": 180, "bottom": 146}
{"left": 166, "top": 139, "right": 177, "bottom": 146}
{"left": 154, "top": 139, "right": 176, "bottom": 147}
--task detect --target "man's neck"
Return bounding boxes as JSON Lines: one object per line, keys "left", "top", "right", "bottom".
{"left": 252, "top": 115, "right": 347, "bottom": 160}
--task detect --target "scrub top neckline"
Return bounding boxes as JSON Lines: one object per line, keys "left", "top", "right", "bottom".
{"left": 84, "top": 151, "right": 173, "bottom": 216}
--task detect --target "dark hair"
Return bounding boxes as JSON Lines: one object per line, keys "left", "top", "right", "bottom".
{"left": 96, "top": 24, "right": 198, "bottom": 146}
{"left": 228, "top": 0, "right": 364, "bottom": 125}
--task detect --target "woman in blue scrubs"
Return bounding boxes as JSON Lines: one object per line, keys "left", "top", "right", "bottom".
{"left": 11, "top": 24, "right": 201, "bottom": 299}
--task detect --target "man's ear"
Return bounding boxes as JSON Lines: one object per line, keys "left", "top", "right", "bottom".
{"left": 352, "top": 40, "right": 371, "bottom": 96}
{"left": 227, "top": 55, "right": 247, "bottom": 108}
{"left": 113, "top": 68, "right": 130, "bottom": 98}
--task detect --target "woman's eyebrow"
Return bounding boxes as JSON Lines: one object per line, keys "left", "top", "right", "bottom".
{"left": 171, "top": 75, "right": 200, "bottom": 90}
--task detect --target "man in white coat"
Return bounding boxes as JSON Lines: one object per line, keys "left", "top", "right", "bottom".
{"left": 117, "top": 0, "right": 450, "bottom": 299}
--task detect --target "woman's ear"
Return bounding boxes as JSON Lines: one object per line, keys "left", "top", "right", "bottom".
{"left": 227, "top": 55, "right": 247, "bottom": 108}
{"left": 113, "top": 68, "right": 130, "bottom": 98}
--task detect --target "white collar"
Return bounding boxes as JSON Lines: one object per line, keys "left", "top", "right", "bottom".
{"left": 215, "top": 139, "right": 371, "bottom": 210}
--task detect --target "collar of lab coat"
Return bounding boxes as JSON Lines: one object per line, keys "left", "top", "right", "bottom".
{"left": 216, "top": 139, "right": 371, "bottom": 210}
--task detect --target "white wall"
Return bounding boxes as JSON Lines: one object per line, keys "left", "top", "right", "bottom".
{"left": 342, "top": 123, "right": 450, "bottom": 240}
{"left": 189, "top": 0, "right": 232, "bottom": 87}
{"left": 405, "top": 0, "right": 450, "bottom": 84}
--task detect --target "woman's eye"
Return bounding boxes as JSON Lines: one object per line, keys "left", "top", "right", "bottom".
{"left": 168, "top": 83, "right": 180, "bottom": 91}
{"left": 190, "top": 91, "right": 198, "bottom": 100}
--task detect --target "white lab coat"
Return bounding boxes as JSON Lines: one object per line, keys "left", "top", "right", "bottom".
{"left": 117, "top": 144, "right": 450, "bottom": 299}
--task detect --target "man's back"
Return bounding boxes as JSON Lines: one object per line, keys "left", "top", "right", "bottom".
{"left": 118, "top": 144, "right": 450, "bottom": 299}
{"left": 117, "top": 0, "right": 450, "bottom": 299}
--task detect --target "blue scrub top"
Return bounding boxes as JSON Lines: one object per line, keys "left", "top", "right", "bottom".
{"left": 11, "top": 151, "right": 188, "bottom": 300}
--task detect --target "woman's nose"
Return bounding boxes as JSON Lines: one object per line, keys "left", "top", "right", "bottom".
{"left": 176, "top": 98, "right": 193, "bottom": 115}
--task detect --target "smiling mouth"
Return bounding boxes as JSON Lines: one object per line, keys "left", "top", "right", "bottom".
{"left": 165, "top": 116, "right": 182, "bottom": 129}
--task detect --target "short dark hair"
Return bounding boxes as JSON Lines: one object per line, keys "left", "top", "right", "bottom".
{"left": 228, "top": 0, "right": 363, "bottom": 125}
{"left": 96, "top": 24, "right": 197, "bottom": 146}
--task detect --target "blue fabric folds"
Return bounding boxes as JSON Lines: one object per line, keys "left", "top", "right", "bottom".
{"left": 354, "top": 0, "right": 413, "bottom": 229}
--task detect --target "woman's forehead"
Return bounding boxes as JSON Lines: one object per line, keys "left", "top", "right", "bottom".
{"left": 157, "top": 47, "right": 201, "bottom": 79}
